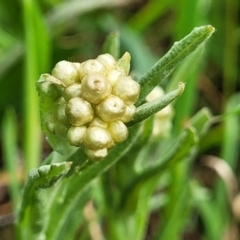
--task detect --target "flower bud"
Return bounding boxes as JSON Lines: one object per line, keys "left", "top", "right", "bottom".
{"left": 89, "top": 117, "right": 108, "bottom": 129}
{"left": 107, "top": 69, "right": 125, "bottom": 86}
{"left": 112, "top": 76, "right": 140, "bottom": 105}
{"left": 120, "top": 105, "right": 136, "bottom": 123}
{"left": 81, "top": 74, "right": 112, "bottom": 104}
{"left": 96, "top": 95, "right": 126, "bottom": 122}
{"left": 79, "top": 59, "right": 106, "bottom": 78}
{"left": 73, "top": 62, "right": 81, "bottom": 69}
{"left": 67, "top": 125, "right": 87, "bottom": 147}
{"left": 146, "top": 86, "right": 165, "bottom": 102}
{"left": 108, "top": 121, "right": 128, "bottom": 142}
{"left": 65, "top": 97, "right": 93, "bottom": 126}
{"left": 85, "top": 148, "right": 108, "bottom": 161}
{"left": 97, "top": 54, "right": 116, "bottom": 70}
{"left": 51, "top": 61, "right": 79, "bottom": 86}
{"left": 83, "top": 126, "right": 113, "bottom": 150}
{"left": 63, "top": 83, "right": 82, "bottom": 101}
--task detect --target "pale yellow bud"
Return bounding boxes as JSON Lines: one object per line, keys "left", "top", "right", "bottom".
{"left": 51, "top": 61, "right": 79, "bottom": 86}
{"left": 97, "top": 54, "right": 116, "bottom": 70}
{"left": 108, "top": 121, "right": 128, "bottom": 142}
{"left": 79, "top": 59, "right": 106, "bottom": 78}
{"left": 107, "top": 69, "right": 125, "bottom": 86}
{"left": 146, "top": 86, "right": 164, "bottom": 102}
{"left": 96, "top": 95, "right": 126, "bottom": 122}
{"left": 67, "top": 125, "right": 87, "bottom": 147}
{"left": 73, "top": 62, "right": 81, "bottom": 69}
{"left": 83, "top": 126, "right": 113, "bottom": 150}
{"left": 120, "top": 105, "right": 136, "bottom": 123}
{"left": 112, "top": 76, "right": 140, "bottom": 105}
{"left": 89, "top": 117, "right": 108, "bottom": 129}
{"left": 65, "top": 97, "right": 93, "bottom": 126}
{"left": 81, "top": 74, "right": 112, "bottom": 104}
{"left": 85, "top": 148, "right": 108, "bottom": 161}
{"left": 63, "top": 83, "right": 82, "bottom": 101}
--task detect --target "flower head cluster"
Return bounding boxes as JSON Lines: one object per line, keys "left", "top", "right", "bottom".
{"left": 37, "top": 53, "right": 140, "bottom": 160}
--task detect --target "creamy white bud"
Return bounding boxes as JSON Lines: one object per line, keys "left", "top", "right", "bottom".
{"left": 81, "top": 74, "right": 112, "bottom": 104}
{"left": 120, "top": 105, "right": 136, "bottom": 122}
{"left": 146, "top": 86, "right": 164, "bottom": 102}
{"left": 73, "top": 62, "right": 81, "bottom": 69}
{"left": 107, "top": 69, "right": 125, "bottom": 86}
{"left": 65, "top": 97, "right": 94, "bottom": 126}
{"left": 96, "top": 95, "right": 126, "bottom": 122}
{"left": 51, "top": 61, "right": 79, "bottom": 86}
{"left": 155, "top": 105, "right": 174, "bottom": 120}
{"left": 89, "top": 117, "right": 108, "bottom": 128}
{"left": 63, "top": 83, "right": 82, "bottom": 101}
{"left": 85, "top": 148, "right": 108, "bottom": 161}
{"left": 83, "top": 126, "right": 113, "bottom": 150}
{"left": 108, "top": 121, "right": 128, "bottom": 142}
{"left": 53, "top": 97, "right": 68, "bottom": 124}
{"left": 67, "top": 125, "right": 87, "bottom": 147}
{"left": 112, "top": 76, "right": 140, "bottom": 105}
{"left": 97, "top": 54, "right": 116, "bottom": 70}
{"left": 79, "top": 59, "right": 106, "bottom": 79}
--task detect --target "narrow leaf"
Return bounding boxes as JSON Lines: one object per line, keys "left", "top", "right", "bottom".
{"left": 128, "top": 82, "right": 185, "bottom": 126}
{"left": 120, "top": 127, "right": 198, "bottom": 212}
{"left": 137, "top": 25, "right": 215, "bottom": 105}
{"left": 1, "top": 108, "right": 20, "bottom": 210}
{"left": 45, "top": 125, "right": 141, "bottom": 239}
{"left": 17, "top": 162, "right": 72, "bottom": 231}
{"left": 103, "top": 31, "right": 120, "bottom": 59}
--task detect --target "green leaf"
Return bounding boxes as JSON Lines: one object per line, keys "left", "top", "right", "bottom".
{"left": 103, "top": 31, "right": 120, "bottom": 59}
{"left": 188, "top": 107, "right": 213, "bottom": 137}
{"left": 44, "top": 125, "right": 141, "bottom": 239}
{"left": 1, "top": 108, "right": 20, "bottom": 210}
{"left": 120, "top": 127, "right": 198, "bottom": 213}
{"left": 22, "top": 0, "right": 51, "bottom": 172}
{"left": 136, "top": 25, "right": 215, "bottom": 106}
{"left": 128, "top": 82, "right": 185, "bottom": 126}
{"left": 17, "top": 162, "right": 72, "bottom": 239}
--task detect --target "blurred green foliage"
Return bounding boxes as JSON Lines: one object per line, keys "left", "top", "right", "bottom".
{"left": 0, "top": 0, "right": 239, "bottom": 239}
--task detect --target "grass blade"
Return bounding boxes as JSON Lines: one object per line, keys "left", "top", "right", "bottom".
{"left": 137, "top": 25, "right": 215, "bottom": 106}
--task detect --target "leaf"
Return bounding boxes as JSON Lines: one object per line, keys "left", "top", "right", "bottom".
{"left": 128, "top": 82, "right": 185, "bottom": 126}
{"left": 44, "top": 125, "right": 141, "bottom": 239}
{"left": 120, "top": 127, "right": 198, "bottom": 213}
{"left": 103, "top": 31, "right": 120, "bottom": 59}
{"left": 1, "top": 108, "right": 20, "bottom": 210}
{"left": 22, "top": 0, "right": 51, "bottom": 172}
{"left": 136, "top": 25, "right": 215, "bottom": 106}
{"left": 17, "top": 162, "right": 72, "bottom": 239}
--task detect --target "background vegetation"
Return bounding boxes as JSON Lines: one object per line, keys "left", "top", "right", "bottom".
{"left": 0, "top": 0, "right": 239, "bottom": 239}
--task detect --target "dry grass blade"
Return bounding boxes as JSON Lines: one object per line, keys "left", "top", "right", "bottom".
{"left": 201, "top": 155, "right": 238, "bottom": 202}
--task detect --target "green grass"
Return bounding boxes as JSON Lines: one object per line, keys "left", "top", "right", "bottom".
{"left": 0, "top": 0, "right": 239, "bottom": 239}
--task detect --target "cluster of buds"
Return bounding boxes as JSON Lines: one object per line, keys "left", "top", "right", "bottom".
{"left": 146, "top": 86, "right": 174, "bottom": 138}
{"left": 37, "top": 53, "right": 140, "bottom": 160}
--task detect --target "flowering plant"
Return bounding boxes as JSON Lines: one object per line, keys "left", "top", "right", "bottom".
{"left": 16, "top": 25, "right": 215, "bottom": 239}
